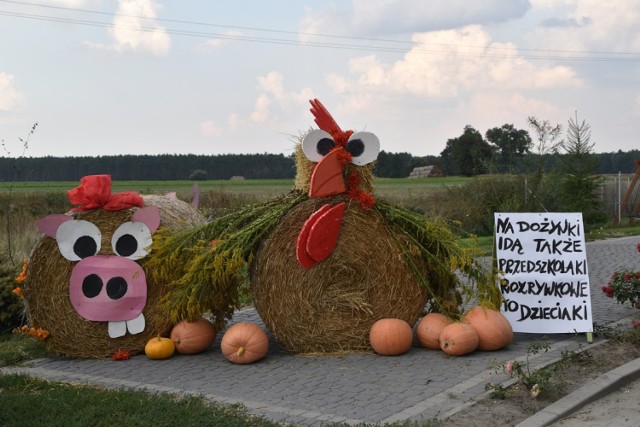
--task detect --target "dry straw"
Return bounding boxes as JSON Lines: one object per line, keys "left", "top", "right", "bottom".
{"left": 149, "top": 139, "right": 500, "bottom": 355}
{"left": 252, "top": 196, "right": 428, "bottom": 353}
{"left": 24, "top": 195, "right": 204, "bottom": 358}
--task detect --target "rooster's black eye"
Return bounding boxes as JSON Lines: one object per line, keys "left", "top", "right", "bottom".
{"left": 302, "top": 129, "right": 335, "bottom": 162}
{"left": 317, "top": 138, "right": 335, "bottom": 156}
{"left": 346, "top": 139, "right": 365, "bottom": 157}
{"left": 347, "top": 132, "right": 380, "bottom": 166}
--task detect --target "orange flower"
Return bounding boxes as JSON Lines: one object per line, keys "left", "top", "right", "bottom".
{"left": 12, "top": 287, "right": 24, "bottom": 299}
{"left": 15, "top": 258, "right": 28, "bottom": 283}
{"left": 112, "top": 349, "right": 132, "bottom": 361}
{"left": 13, "top": 325, "right": 49, "bottom": 341}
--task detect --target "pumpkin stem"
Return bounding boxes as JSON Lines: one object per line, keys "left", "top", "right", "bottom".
{"left": 236, "top": 346, "right": 245, "bottom": 357}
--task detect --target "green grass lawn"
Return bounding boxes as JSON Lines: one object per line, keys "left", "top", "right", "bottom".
{"left": 0, "top": 373, "right": 282, "bottom": 427}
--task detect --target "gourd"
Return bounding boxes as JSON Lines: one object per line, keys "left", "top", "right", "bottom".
{"left": 463, "top": 306, "right": 513, "bottom": 351}
{"left": 369, "top": 318, "right": 413, "bottom": 356}
{"left": 415, "top": 313, "right": 452, "bottom": 350}
{"left": 439, "top": 322, "right": 479, "bottom": 356}
{"left": 220, "top": 322, "right": 269, "bottom": 364}
{"left": 144, "top": 336, "right": 175, "bottom": 360}
{"left": 170, "top": 318, "right": 217, "bottom": 355}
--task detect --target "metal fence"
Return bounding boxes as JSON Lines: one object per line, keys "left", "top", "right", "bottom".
{"left": 601, "top": 174, "right": 640, "bottom": 223}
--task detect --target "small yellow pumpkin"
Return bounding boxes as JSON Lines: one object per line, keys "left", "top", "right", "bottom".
{"left": 144, "top": 336, "right": 175, "bottom": 360}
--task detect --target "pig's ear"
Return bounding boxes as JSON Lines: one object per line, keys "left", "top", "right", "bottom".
{"left": 36, "top": 214, "right": 73, "bottom": 239}
{"left": 132, "top": 206, "right": 161, "bottom": 234}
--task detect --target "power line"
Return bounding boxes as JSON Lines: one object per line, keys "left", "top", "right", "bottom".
{"left": 1, "top": 0, "right": 639, "bottom": 62}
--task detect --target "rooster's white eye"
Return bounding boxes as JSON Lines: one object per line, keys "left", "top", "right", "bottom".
{"left": 347, "top": 132, "right": 379, "bottom": 166}
{"left": 302, "top": 129, "right": 335, "bottom": 163}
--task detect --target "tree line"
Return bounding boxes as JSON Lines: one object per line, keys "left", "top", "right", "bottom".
{"left": 1, "top": 125, "right": 638, "bottom": 182}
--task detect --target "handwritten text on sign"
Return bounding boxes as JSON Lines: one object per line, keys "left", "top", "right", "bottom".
{"left": 495, "top": 213, "right": 593, "bottom": 333}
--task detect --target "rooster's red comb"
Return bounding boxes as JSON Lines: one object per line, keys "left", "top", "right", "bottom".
{"left": 309, "top": 99, "right": 343, "bottom": 136}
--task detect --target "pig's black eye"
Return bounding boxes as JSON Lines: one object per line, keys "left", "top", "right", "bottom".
{"left": 55, "top": 220, "right": 101, "bottom": 261}
{"left": 112, "top": 221, "right": 153, "bottom": 260}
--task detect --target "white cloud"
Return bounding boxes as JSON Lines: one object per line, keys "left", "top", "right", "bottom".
{"left": 301, "top": 0, "right": 531, "bottom": 37}
{"left": 250, "top": 94, "right": 271, "bottom": 123}
{"left": 200, "top": 120, "right": 222, "bottom": 137}
{"left": 227, "top": 113, "right": 242, "bottom": 132}
{"left": 461, "top": 91, "right": 561, "bottom": 128}
{"left": 249, "top": 71, "right": 314, "bottom": 123}
{"left": 43, "top": 0, "right": 89, "bottom": 6}
{"left": 195, "top": 72, "right": 317, "bottom": 149}
{"left": 325, "top": 25, "right": 581, "bottom": 110}
{"left": 528, "top": 0, "right": 640, "bottom": 51}
{"left": 0, "top": 73, "right": 26, "bottom": 112}
{"left": 84, "top": 0, "right": 171, "bottom": 56}
{"left": 195, "top": 31, "right": 244, "bottom": 54}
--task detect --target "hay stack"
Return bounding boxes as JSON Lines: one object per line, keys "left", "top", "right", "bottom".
{"left": 24, "top": 195, "right": 204, "bottom": 358}
{"left": 251, "top": 195, "right": 428, "bottom": 353}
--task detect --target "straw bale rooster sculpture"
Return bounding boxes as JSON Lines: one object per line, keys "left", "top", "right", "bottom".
{"left": 149, "top": 99, "right": 499, "bottom": 354}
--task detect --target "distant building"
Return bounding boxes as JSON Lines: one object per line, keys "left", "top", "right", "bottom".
{"left": 409, "top": 165, "right": 443, "bottom": 178}
{"left": 230, "top": 176, "right": 245, "bottom": 180}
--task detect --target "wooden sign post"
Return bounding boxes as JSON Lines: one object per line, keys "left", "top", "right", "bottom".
{"left": 494, "top": 212, "right": 593, "bottom": 339}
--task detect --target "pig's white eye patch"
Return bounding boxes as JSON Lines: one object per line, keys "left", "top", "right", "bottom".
{"left": 55, "top": 220, "right": 102, "bottom": 261}
{"left": 111, "top": 221, "right": 153, "bottom": 260}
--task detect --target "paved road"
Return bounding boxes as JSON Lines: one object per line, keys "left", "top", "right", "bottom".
{"left": 3, "top": 236, "right": 640, "bottom": 426}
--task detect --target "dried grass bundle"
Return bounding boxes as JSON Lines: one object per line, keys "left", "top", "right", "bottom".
{"left": 251, "top": 196, "right": 428, "bottom": 354}
{"left": 24, "top": 195, "right": 204, "bottom": 358}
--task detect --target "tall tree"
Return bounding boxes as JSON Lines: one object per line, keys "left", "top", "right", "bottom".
{"left": 556, "top": 112, "right": 604, "bottom": 223}
{"left": 525, "top": 117, "right": 563, "bottom": 210}
{"left": 485, "top": 124, "right": 532, "bottom": 173}
{"left": 441, "top": 125, "right": 494, "bottom": 176}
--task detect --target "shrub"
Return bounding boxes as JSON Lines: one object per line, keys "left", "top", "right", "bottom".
{"left": 188, "top": 169, "right": 208, "bottom": 181}
{"left": 426, "top": 175, "right": 527, "bottom": 235}
{"left": 0, "top": 257, "right": 26, "bottom": 335}
{"left": 602, "top": 242, "right": 640, "bottom": 308}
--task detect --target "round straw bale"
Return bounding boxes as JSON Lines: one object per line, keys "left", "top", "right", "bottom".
{"left": 251, "top": 196, "right": 427, "bottom": 354}
{"left": 24, "top": 194, "right": 204, "bottom": 358}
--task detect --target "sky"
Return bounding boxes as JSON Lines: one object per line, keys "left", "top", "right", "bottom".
{"left": 1, "top": 0, "right": 639, "bottom": 159}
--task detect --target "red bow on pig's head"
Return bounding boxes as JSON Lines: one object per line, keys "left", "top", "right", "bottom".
{"left": 67, "top": 175, "right": 143, "bottom": 212}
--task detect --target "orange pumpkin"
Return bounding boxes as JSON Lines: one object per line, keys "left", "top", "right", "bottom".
{"left": 369, "top": 318, "right": 413, "bottom": 356}
{"left": 220, "top": 322, "right": 269, "bottom": 364}
{"left": 415, "top": 313, "right": 452, "bottom": 350}
{"left": 439, "top": 322, "right": 479, "bottom": 356}
{"left": 144, "top": 336, "right": 175, "bottom": 360}
{"left": 170, "top": 318, "right": 217, "bottom": 355}
{"left": 463, "top": 306, "right": 513, "bottom": 351}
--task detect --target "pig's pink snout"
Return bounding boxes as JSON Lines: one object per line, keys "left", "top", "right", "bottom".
{"left": 69, "top": 255, "right": 147, "bottom": 322}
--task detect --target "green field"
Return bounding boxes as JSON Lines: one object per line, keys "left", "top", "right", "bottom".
{"left": 5, "top": 176, "right": 469, "bottom": 194}
{"left": 3, "top": 177, "right": 471, "bottom": 210}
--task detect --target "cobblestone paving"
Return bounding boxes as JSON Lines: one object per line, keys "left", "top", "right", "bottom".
{"left": 3, "top": 236, "right": 640, "bottom": 426}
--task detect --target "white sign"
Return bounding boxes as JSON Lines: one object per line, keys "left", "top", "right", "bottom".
{"left": 494, "top": 212, "right": 593, "bottom": 333}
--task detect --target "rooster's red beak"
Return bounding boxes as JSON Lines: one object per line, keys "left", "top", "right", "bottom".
{"left": 308, "top": 149, "right": 346, "bottom": 198}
